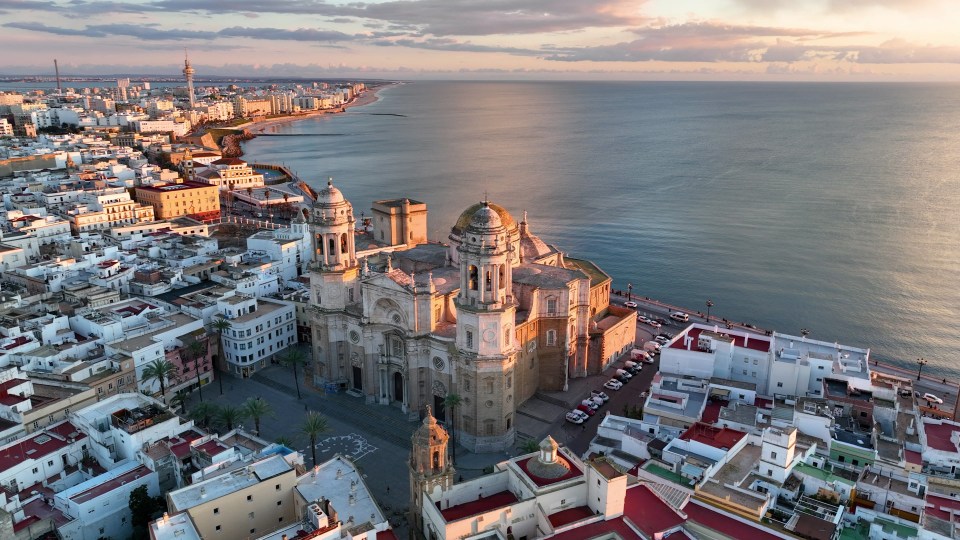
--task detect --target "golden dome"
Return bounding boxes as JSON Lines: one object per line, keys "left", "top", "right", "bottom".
{"left": 452, "top": 201, "right": 518, "bottom": 235}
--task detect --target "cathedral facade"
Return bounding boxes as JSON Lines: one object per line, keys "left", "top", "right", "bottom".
{"left": 308, "top": 181, "right": 634, "bottom": 453}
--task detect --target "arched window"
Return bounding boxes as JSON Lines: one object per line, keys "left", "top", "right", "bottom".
{"left": 468, "top": 265, "right": 478, "bottom": 290}
{"left": 432, "top": 450, "right": 440, "bottom": 470}
{"left": 316, "top": 235, "right": 324, "bottom": 254}
{"left": 485, "top": 270, "right": 492, "bottom": 291}
{"left": 498, "top": 265, "right": 505, "bottom": 289}
{"left": 340, "top": 233, "right": 348, "bottom": 254}
{"left": 328, "top": 237, "right": 335, "bottom": 254}
{"left": 570, "top": 324, "right": 576, "bottom": 338}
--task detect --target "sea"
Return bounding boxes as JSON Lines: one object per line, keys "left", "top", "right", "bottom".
{"left": 241, "top": 81, "right": 960, "bottom": 377}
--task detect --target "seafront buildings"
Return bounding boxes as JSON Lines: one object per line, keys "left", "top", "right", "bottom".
{"left": 3, "top": 68, "right": 960, "bottom": 540}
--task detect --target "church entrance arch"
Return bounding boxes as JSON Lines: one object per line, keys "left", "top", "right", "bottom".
{"left": 432, "top": 380, "right": 447, "bottom": 422}
{"left": 393, "top": 372, "right": 404, "bottom": 403}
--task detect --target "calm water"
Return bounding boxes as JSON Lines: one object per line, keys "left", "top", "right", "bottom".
{"left": 243, "top": 81, "right": 960, "bottom": 377}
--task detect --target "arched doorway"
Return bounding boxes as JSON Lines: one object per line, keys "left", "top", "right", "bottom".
{"left": 393, "top": 372, "right": 404, "bottom": 403}
{"left": 352, "top": 366, "right": 362, "bottom": 391}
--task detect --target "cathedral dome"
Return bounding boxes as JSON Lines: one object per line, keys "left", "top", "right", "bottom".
{"left": 519, "top": 213, "right": 552, "bottom": 260}
{"left": 316, "top": 179, "right": 345, "bottom": 205}
{"left": 525, "top": 436, "right": 572, "bottom": 480}
{"left": 451, "top": 201, "right": 517, "bottom": 235}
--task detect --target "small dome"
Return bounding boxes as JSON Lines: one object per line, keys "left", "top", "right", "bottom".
{"left": 317, "top": 179, "right": 345, "bottom": 205}
{"left": 452, "top": 201, "right": 518, "bottom": 235}
{"left": 468, "top": 202, "right": 503, "bottom": 231}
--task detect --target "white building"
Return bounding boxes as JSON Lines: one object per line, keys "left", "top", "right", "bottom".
{"left": 216, "top": 295, "right": 297, "bottom": 377}
{"left": 54, "top": 461, "right": 159, "bottom": 540}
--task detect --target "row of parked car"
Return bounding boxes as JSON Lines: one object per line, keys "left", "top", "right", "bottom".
{"left": 566, "top": 358, "right": 647, "bottom": 424}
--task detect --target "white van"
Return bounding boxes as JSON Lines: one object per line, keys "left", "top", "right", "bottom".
{"left": 630, "top": 349, "right": 651, "bottom": 361}
{"left": 643, "top": 341, "right": 662, "bottom": 353}
{"left": 669, "top": 311, "right": 690, "bottom": 323}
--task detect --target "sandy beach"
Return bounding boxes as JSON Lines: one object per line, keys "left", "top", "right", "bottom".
{"left": 245, "top": 82, "right": 397, "bottom": 134}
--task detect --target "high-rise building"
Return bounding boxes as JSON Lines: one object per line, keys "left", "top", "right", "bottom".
{"left": 182, "top": 52, "right": 195, "bottom": 109}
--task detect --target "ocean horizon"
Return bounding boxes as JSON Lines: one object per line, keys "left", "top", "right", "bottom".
{"left": 242, "top": 80, "right": 960, "bottom": 377}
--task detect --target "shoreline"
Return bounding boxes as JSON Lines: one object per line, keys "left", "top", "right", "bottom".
{"left": 244, "top": 82, "right": 397, "bottom": 135}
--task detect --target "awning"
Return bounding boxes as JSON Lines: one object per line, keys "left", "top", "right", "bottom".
{"left": 710, "top": 388, "right": 731, "bottom": 397}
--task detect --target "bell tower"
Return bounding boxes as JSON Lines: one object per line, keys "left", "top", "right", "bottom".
{"left": 454, "top": 201, "right": 518, "bottom": 453}
{"left": 309, "top": 179, "right": 361, "bottom": 387}
{"left": 409, "top": 407, "right": 455, "bottom": 537}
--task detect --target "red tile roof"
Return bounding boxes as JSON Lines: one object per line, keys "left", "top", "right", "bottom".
{"left": 0, "top": 422, "right": 85, "bottom": 473}
{"left": 70, "top": 464, "right": 152, "bottom": 504}
{"left": 548, "top": 506, "right": 594, "bottom": 528}
{"left": 548, "top": 516, "right": 640, "bottom": 540}
{"left": 905, "top": 449, "right": 922, "bottom": 465}
{"left": 684, "top": 500, "right": 782, "bottom": 540}
{"left": 439, "top": 491, "right": 518, "bottom": 522}
{"left": 624, "top": 484, "right": 686, "bottom": 537}
{"left": 211, "top": 157, "right": 245, "bottom": 166}
{"left": 376, "top": 530, "right": 399, "bottom": 540}
{"left": 923, "top": 422, "right": 959, "bottom": 452}
{"left": 679, "top": 423, "right": 746, "bottom": 450}
{"left": 671, "top": 327, "right": 771, "bottom": 353}
{"left": 926, "top": 494, "right": 960, "bottom": 521}
{"left": 0, "top": 378, "right": 29, "bottom": 393}
{"left": 702, "top": 400, "right": 726, "bottom": 424}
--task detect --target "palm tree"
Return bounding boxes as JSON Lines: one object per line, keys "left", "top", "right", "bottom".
{"left": 242, "top": 397, "right": 272, "bottom": 435}
{"left": 216, "top": 405, "right": 246, "bottom": 432}
{"left": 170, "top": 391, "right": 189, "bottom": 415}
{"left": 444, "top": 393, "right": 462, "bottom": 465}
{"left": 274, "top": 436, "right": 294, "bottom": 448}
{"left": 211, "top": 316, "right": 232, "bottom": 395}
{"left": 186, "top": 339, "right": 207, "bottom": 402}
{"left": 279, "top": 349, "right": 307, "bottom": 399}
{"left": 142, "top": 359, "right": 177, "bottom": 404}
{"left": 519, "top": 438, "right": 539, "bottom": 454}
{"left": 190, "top": 402, "right": 218, "bottom": 428}
{"left": 301, "top": 411, "right": 329, "bottom": 467}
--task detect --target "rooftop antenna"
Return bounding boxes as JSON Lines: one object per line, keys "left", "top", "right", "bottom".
{"left": 54, "top": 59, "right": 61, "bottom": 93}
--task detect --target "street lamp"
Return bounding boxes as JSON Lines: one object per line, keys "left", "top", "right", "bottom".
{"left": 801, "top": 328, "right": 810, "bottom": 340}
{"left": 917, "top": 358, "right": 927, "bottom": 381}
{"left": 627, "top": 283, "right": 633, "bottom": 303}
{"left": 705, "top": 300, "right": 714, "bottom": 321}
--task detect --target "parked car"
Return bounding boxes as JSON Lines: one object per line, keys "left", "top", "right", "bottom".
{"left": 576, "top": 404, "right": 597, "bottom": 416}
{"left": 654, "top": 316, "right": 669, "bottom": 325}
{"left": 624, "top": 301, "right": 639, "bottom": 308}
{"left": 637, "top": 314, "right": 651, "bottom": 324}
{"left": 654, "top": 335, "right": 670, "bottom": 345}
{"left": 669, "top": 311, "right": 690, "bottom": 323}
{"left": 604, "top": 379, "right": 623, "bottom": 391}
{"left": 615, "top": 368, "right": 633, "bottom": 380}
{"left": 614, "top": 374, "right": 630, "bottom": 384}
{"left": 657, "top": 332, "right": 674, "bottom": 340}
{"left": 591, "top": 390, "right": 610, "bottom": 402}
{"left": 924, "top": 393, "right": 944, "bottom": 404}
{"left": 647, "top": 320, "right": 662, "bottom": 329}
{"left": 581, "top": 399, "right": 600, "bottom": 410}
{"left": 643, "top": 341, "right": 662, "bottom": 353}
{"left": 566, "top": 410, "right": 587, "bottom": 424}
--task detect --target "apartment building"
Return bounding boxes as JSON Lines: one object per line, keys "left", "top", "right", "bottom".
{"left": 66, "top": 188, "right": 155, "bottom": 234}
{"left": 135, "top": 181, "right": 220, "bottom": 220}
{"left": 216, "top": 295, "right": 297, "bottom": 377}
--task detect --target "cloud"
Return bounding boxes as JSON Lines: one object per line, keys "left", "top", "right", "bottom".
{"left": 3, "top": 21, "right": 355, "bottom": 43}
{"left": 373, "top": 38, "right": 541, "bottom": 56}
{"left": 543, "top": 22, "right": 960, "bottom": 64}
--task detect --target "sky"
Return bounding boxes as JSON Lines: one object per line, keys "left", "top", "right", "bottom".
{"left": 1, "top": 0, "right": 959, "bottom": 81}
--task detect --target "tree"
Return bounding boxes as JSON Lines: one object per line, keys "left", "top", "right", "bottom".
{"left": 242, "top": 396, "right": 272, "bottom": 434}
{"left": 216, "top": 405, "right": 246, "bottom": 431}
{"left": 170, "top": 391, "right": 189, "bottom": 415}
{"left": 190, "top": 402, "right": 218, "bottom": 428}
{"left": 142, "top": 359, "right": 177, "bottom": 404}
{"left": 279, "top": 349, "right": 307, "bottom": 399}
{"left": 211, "top": 316, "right": 232, "bottom": 395}
{"left": 274, "top": 436, "right": 294, "bottom": 448}
{"left": 302, "top": 411, "right": 330, "bottom": 467}
{"left": 186, "top": 339, "right": 208, "bottom": 402}
{"left": 444, "top": 393, "right": 462, "bottom": 465}
{"left": 129, "top": 484, "right": 165, "bottom": 534}
{"left": 519, "top": 438, "right": 540, "bottom": 454}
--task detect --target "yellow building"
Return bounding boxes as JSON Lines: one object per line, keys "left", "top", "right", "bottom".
{"left": 135, "top": 181, "right": 220, "bottom": 220}
{"left": 166, "top": 454, "right": 298, "bottom": 540}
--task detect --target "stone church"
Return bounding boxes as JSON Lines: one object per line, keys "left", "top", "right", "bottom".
{"left": 308, "top": 181, "right": 635, "bottom": 452}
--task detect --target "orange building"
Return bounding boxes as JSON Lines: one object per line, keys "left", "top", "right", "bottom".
{"left": 135, "top": 181, "right": 220, "bottom": 220}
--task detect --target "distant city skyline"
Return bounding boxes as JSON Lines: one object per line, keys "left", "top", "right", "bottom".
{"left": 1, "top": 0, "right": 959, "bottom": 81}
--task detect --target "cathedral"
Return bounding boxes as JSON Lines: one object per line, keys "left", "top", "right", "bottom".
{"left": 308, "top": 181, "right": 635, "bottom": 452}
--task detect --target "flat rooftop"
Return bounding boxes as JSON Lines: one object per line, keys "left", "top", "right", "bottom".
{"left": 68, "top": 463, "right": 153, "bottom": 504}
{"left": 0, "top": 421, "right": 85, "bottom": 474}
{"left": 295, "top": 454, "right": 386, "bottom": 533}
{"left": 923, "top": 421, "right": 959, "bottom": 452}
{"left": 672, "top": 326, "right": 771, "bottom": 353}
{"left": 679, "top": 423, "right": 746, "bottom": 450}
{"left": 169, "top": 454, "right": 292, "bottom": 511}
